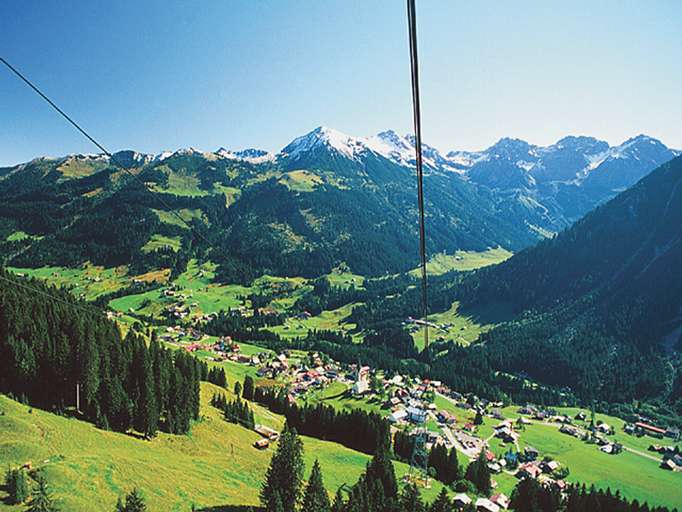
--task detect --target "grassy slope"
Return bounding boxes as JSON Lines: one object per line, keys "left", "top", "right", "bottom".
{"left": 270, "top": 303, "right": 361, "bottom": 342}
{"left": 142, "top": 234, "right": 181, "bottom": 253}
{"left": 0, "top": 382, "right": 447, "bottom": 512}
{"left": 8, "top": 264, "right": 130, "bottom": 301}
{"left": 411, "top": 248, "right": 513, "bottom": 276}
{"left": 411, "top": 301, "right": 515, "bottom": 349}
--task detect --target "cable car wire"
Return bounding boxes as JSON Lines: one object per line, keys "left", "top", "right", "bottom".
{"left": 406, "top": 0, "right": 430, "bottom": 349}
{"left": 0, "top": 56, "right": 213, "bottom": 248}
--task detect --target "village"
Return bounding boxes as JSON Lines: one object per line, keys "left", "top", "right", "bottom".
{"left": 152, "top": 322, "right": 682, "bottom": 511}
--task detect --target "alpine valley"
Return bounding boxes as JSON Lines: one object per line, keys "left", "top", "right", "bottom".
{"left": 1, "top": 127, "right": 681, "bottom": 511}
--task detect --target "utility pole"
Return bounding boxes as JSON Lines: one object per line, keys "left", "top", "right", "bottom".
{"left": 76, "top": 382, "right": 81, "bottom": 413}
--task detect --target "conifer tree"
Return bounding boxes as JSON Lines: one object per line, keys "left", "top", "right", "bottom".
{"left": 243, "top": 375, "right": 255, "bottom": 400}
{"left": 465, "top": 451, "right": 491, "bottom": 496}
{"left": 474, "top": 410, "right": 484, "bottom": 425}
{"left": 4, "top": 467, "right": 29, "bottom": 504}
{"left": 331, "top": 488, "right": 346, "bottom": 512}
{"left": 27, "top": 474, "right": 59, "bottom": 512}
{"left": 365, "top": 446, "right": 398, "bottom": 499}
{"left": 444, "top": 447, "right": 461, "bottom": 484}
{"left": 260, "top": 423, "right": 304, "bottom": 512}
{"left": 399, "top": 483, "right": 425, "bottom": 512}
{"left": 429, "top": 487, "right": 452, "bottom": 512}
{"left": 116, "top": 488, "right": 147, "bottom": 512}
{"left": 301, "top": 460, "right": 331, "bottom": 512}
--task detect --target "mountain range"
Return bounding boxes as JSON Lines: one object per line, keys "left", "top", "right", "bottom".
{"left": 0, "top": 127, "right": 678, "bottom": 281}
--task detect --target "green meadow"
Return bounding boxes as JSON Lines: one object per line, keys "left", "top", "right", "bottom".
{"left": 0, "top": 381, "right": 447, "bottom": 512}
{"left": 412, "top": 247, "right": 512, "bottom": 276}
{"left": 411, "top": 301, "right": 515, "bottom": 349}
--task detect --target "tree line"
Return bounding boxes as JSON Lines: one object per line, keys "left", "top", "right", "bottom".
{"left": 210, "top": 391, "right": 256, "bottom": 430}
{"left": 0, "top": 269, "right": 203, "bottom": 436}
{"left": 253, "top": 386, "right": 390, "bottom": 455}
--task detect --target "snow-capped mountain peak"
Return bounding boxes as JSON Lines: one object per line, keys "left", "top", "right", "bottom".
{"left": 365, "top": 130, "right": 414, "bottom": 164}
{"left": 280, "top": 126, "right": 366, "bottom": 161}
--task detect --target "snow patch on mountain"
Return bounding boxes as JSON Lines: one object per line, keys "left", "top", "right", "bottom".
{"left": 216, "top": 147, "right": 275, "bottom": 164}
{"left": 280, "top": 126, "right": 367, "bottom": 161}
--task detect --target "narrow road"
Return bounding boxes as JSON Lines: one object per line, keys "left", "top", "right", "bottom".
{"left": 441, "top": 426, "right": 476, "bottom": 461}
{"left": 622, "top": 446, "right": 662, "bottom": 463}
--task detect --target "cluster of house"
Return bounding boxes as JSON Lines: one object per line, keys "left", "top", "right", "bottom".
{"left": 557, "top": 423, "right": 622, "bottom": 454}
{"left": 648, "top": 444, "right": 682, "bottom": 471}
{"left": 493, "top": 419, "right": 521, "bottom": 445}
{"left": 381, "top": 376, "right": 442, "bottom": 428}
{"left": 288, "top": 358, "right": 342, "bottom": 397}
{"left": 159, "top": 325, "right": 206, "bottom": 347}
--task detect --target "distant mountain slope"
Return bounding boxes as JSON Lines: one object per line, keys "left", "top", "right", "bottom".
{"left": 0, "top": 132, "right": 536, "bottom": 281}
{"left": 0, "top": 127, "right": 676, "bottom": 282}
{"left": 457, "top": 156, "right": 682, "bottom": 403}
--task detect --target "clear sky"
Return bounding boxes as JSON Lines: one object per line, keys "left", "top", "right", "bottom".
{"left": 1, "top": 0, "right": 680, "bottom": 166}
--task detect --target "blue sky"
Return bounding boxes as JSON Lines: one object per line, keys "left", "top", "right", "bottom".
{"left": 1, "top": 0, "right": 680, "bottom": 165}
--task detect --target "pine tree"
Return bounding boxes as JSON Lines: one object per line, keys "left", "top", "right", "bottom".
{"left": 465, "top": 451, "right": 491, "bottom": 496}
{"left": 429, "top": 487, "right": 451, "bottom": 512}
{"left": 260, "top": 423, "right": 304, "bottom": 512}
{"left": 117, "top": 488, "right": 147, "bottom": 512}
{"left": 243, "top": 375, "right": 255, "bottom": 400}
{"left": 234, "top": 381, "right": 242, "bottom": 397}
{"left": 444, "top": 447, "right": 460, "bottom": 484}
{"left": 27, "top": 474, "right": 59, "bottom": 512}
{"left": 4, "top": 467, "right": 29, "bottom": 504}
{"left": 474, "top": 410, "right": 484, "bottom": 425}
{"left": 365, "top": 446, "right": 398, "bottom": 499}
{"left": 302, "top": 460, "right": 331, "bottom": 512}
{"left": 399, "top": 483, "right": 425, "bottom": 512}
{"left": 331, "top": 488, "right": 346, "bottom": 512}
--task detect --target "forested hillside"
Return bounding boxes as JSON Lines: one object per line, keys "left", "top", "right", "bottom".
{"left": 456, "top": 156, "right": 682, "bottom": 406}
{"left": 0, "top": 269, "right": 203, "bottom": 436}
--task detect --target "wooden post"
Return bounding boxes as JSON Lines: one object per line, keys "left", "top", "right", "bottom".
{"left": 76, "top": 382, "right": 80, "bottom": 413}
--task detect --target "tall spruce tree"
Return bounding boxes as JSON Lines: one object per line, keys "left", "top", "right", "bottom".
{"left": 331, "top": 488, "right": 346, "bottom": 512}
{"left": 115, "top": 488, "right": 147, "bottom": 512}
{"left": 301, "top": 460, "right": 331, "bottom": 512}
{"left": 443, "top": 447, "right": 461, "bottom": 484}
{"left": 365, "top": 446, "right": 398, "bottom": 499}
{"left": 4, "top": 467, "right": 29, "bottom": 504}
{"left": 465, "top": 451, "right": 491, "bottom": 496}
{"left": 243, "top": 375, "right": 255, "bottom": 400}
{"left": 27, "top": 474, "right": 59, "bottom": 512}
{"left": 260, "top": 423, "right": 304, "bottom": 512}
{"left": 429, "top": 487, "right": 452, "bottom": 512}
{"left": 399, "top": 483, "right": 425, "bottom": 512}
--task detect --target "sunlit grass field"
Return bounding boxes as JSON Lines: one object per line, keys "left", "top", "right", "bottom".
{"left": 0, "top": 382, "right": 447, "bottom": 511}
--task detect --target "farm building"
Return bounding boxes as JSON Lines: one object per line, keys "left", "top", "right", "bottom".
{"left": 635, "top": 422, "right": 666, "bottom": 437}
{"left": 253, "top": 439, "right": 269, "bottom": 450}
{"left": 453, "top": 493, "right": 472, "bottom": 508}
{"left": 476, "top": 497, "right": 500, "bottom": 512}
{"left": 406, "top": 406, "right": 427, "bottom": 424}
{"left": 254, "top": 425, "right": 279, "bottom": 440}
{"left": 490, "top": 493, "right": 510, "bottom": 509}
